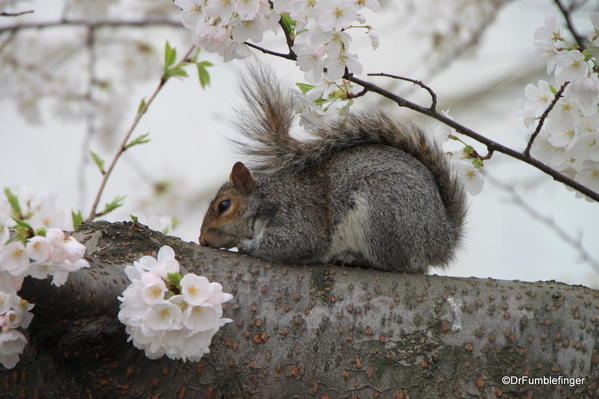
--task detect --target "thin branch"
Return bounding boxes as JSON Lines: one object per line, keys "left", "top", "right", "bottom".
{"left": 78, "top": 26, "right": 97, "bottom": 210}
{"left": 346, "top": 73, "right": 599, "bottom": 202}
{"left": 0, "top": 18, "right": 181, "bottom": 34}
{"left": 486, "top": 173, "right": 599, "bottom": 274}
{"left": 524, "top": 81, "right": 569, "bottom": 157}
{"left": 244, "top": 41, "right": 294, "bottom": 60}
{"left": 553, "top": 0, "right": 585, "bottom": 48}
{"left": 346, "top": 87, "right": 368, "bottom": 100}
{"left": 243, "top": 41, "right": 599, "bottom": 202}
{"left": 0, "top": 10, "right": 34, "bottom": 17}
{"left": 368, "top": 72, "right": 437, "bottom": 111}
{"left": 85, "top": 45, "right": 196, "bottom": 222}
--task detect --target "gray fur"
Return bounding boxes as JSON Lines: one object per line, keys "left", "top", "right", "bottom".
{"left": 229, "top": 67, "right": 467, "bottom": 273}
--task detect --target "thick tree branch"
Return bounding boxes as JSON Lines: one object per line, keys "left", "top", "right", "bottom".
{"left": 3, "top": 222, "right": 598, "bottom": 398}
{"left": 0, "top": 18, "right": 181, "bottom": 34}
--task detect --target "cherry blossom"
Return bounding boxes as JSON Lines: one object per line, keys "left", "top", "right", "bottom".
{"left": 118, "top": 246, "right": 233, "bottom": 362}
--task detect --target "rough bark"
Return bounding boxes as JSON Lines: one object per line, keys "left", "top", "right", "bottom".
{"left": 1, "top": 221, "right": 598, "bottom": 399}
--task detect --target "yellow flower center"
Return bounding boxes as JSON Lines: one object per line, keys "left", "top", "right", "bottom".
{"left": 159, "top": 308, "right": 170, "bottom": 319}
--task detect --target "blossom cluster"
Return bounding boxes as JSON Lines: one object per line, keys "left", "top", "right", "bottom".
{"left": 520, "top": 13, "right": 599, "bottom": 199}
{"left": 174, "top": 0, "right": 380, "bottom": 126}
{"left": 431, "top": 111, "right": 485, "bottom": 196}
{"left": 0, "top": 188, "right": 89, "bottom": 369}
{"left": 175, "top": 0, "right": 379, "bottom": 76}
{"left": 0, "top": 292, "right": 33, "bottom": 369}
{"left": 118, "top": 246, "right": 232, "bottom": 361}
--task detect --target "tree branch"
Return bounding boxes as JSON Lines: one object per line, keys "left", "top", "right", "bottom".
{"left": 243, "top": 41, "right": 599, "bottom": 202}
{"left": 367, "top": 72, "right": 438, "bottom": 111}
{"left": 346, "top": 74, "right": 599, "bottom": 202}
{"left": 553, "top": 0, "right": 585, "bottom": 48}
{"left": 85, "top": 46, "right": 196, "bottom": 222}
{"left": 524, "top": 81, "right": 569, "bottom": 157}
{"left": 6, "top": 221, "right": 598, "bottom": 398}
{"left": 0, "top": 10, "right": 34, "bottom": 17}
{"left": 0, "top": 18, "right": 181, "bottom": 34}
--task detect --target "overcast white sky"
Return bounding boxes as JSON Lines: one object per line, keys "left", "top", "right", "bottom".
{"left": 1, "top": 0, "right": 598, "bottom": 287}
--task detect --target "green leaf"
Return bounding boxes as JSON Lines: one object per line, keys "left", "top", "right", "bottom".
{"left": 137, "top": 98, "right": 147, "bottom": 115}
{"left": 35, "top": 228, "right": 47, "bottom": 237}
{"left": 71, "top": 210, "right": 84, "bottom": 230}
{"left": 296, "top": 83, "right": 315, "bottom": 94}
{"left": 90, "top": 151, "right": 106, "bottom": 174}
{"left": 125, "top": 133, "right": 151, "bottom": 150}
{"left": 196, "top": 63, "right": 211, "bottom": 88}
{"left": 472, "top": 158, "right": 484, "bottom": 169}
{"left": 3, "top": 188, "right": 22, "bottom": 218}
{"left": 549, "top": 85, "right": 557, "bottom": 95}
{"left": 101, "top": 195, "right": 126, "bottom": 217}
{"left": 463, "top": 145, "right": 474, "bottom": 155}
{"left": 163, "top": 66, "right": 189, "bottom": 80}
{"left": 164, "top": 41, "right": 177, "bottom": 70}
{"left": 12, "top": 216, "right": 32, "bottom": 231}
{"left": 167, "top": 272, "right": 182, "bottom": 287}
{"left": 280, "top": 13, "right": 297, "bottom": 36}
{"left": 130, "top": 214, "right": 139, "bottom": 224}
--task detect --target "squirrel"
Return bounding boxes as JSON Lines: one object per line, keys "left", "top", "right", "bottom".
{"left": 199, "top": 67, "right": 467, "bottom": 273}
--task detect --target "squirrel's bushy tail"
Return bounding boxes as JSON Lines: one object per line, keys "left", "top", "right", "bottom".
{"left": 235, "top": 66, "right": 466, "bottom": 239}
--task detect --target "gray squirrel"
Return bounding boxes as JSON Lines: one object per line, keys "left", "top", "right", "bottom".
{"left": 199, "top": 68, "right": 467, "bottom": 273}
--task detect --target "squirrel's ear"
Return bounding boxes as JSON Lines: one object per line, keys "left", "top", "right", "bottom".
{"left": 229, "top": 161, "right": 255, "bottom": 194}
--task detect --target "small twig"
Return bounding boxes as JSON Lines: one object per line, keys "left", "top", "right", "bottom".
{"left": 0, "top": 10, "right": 34, "bottom": 17}
{"left": 85, "top": 45, "right": 196, "bottom": 222}
{"left": 244, "top": 41, "right": 294, "bottom": 60}
{"left": 524, "top": 81, "right": 569, "bottom": 157}
{"left": 553, "top": 0, "right": 585, "bottom": 48}
{"left": 0, "top": 18, "right": 181, "bottom": 34}
{"left": 346, "top": 87, "right": 368, "bottom": 99}
{"left": 368, "top": 72, "right": 437, "bottom": 111}
{"left": 77, "top": 26, "right": 98, "bottom": 210}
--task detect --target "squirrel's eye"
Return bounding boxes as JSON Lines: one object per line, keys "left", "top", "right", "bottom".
{"left": 218, "top": 199, "right": 231, "bottom": 214}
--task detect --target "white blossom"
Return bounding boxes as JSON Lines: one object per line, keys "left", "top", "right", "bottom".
{"left": 145, "top": 301, "right": 183, "bottom": 331}
{"left": 453, "top": 160, "right": 484, "bottom": 195}
{"left": 118, "top": 246, "right": 233, "bottom": 362}
{"left": 0, "top": 330, "right": 27, "bottom": 369}
{"left": 236, "top": 0, "right": 265, "bottom": 21}
{"left": 0, "top": 242, "right": 30, "bottom": 277}
{"left": 180, "top": 274, "right": 211, "bottom": 305}
{"left": 555, "top": 50, "right": 590, "bottom": 85}
{"left": 316, "top": 0, "right": 358, "bottom": 30}
{"left": 205, "top": 0, "right": 235, "bottom": 21}
{"left": 523, "top": 80, "right": 553, "bottom": 116}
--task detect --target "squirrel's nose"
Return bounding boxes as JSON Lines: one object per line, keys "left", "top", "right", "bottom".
{"left": 199, "top": 235, "right": 207, "bottom": 246}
